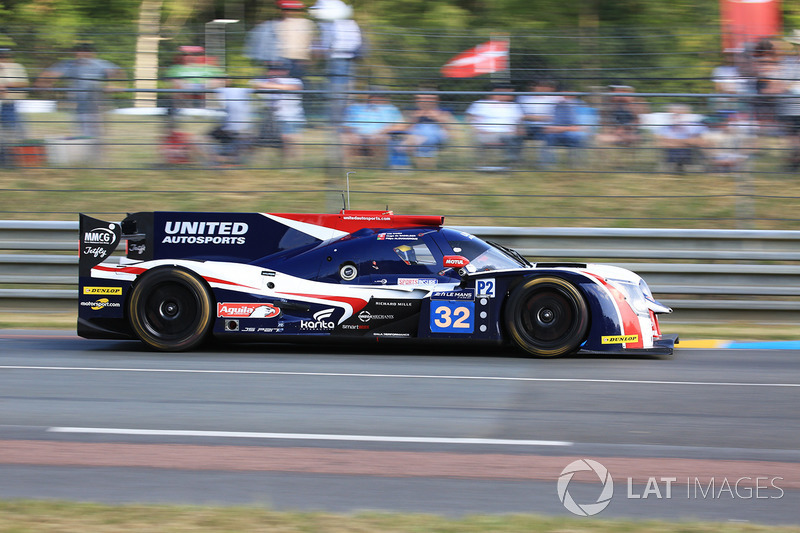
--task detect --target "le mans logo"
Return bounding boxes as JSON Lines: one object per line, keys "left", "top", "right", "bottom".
{"left": 83, "top": 287, "right": 122, "bottom": 296}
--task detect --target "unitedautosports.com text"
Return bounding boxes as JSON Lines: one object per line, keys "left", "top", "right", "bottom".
{"left": 626, "top": 477, "right": 784, "bottom": 500}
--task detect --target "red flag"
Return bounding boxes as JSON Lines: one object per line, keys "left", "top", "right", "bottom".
{"left": 441, "top": 40, "right": 509, "bottom": 78}
{"left": 720, "top": 0, "right": 781, "bottom": 50}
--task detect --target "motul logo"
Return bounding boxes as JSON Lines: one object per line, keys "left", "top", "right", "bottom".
{"left": 443, "top": 255, "right": 469, "bottom": 268}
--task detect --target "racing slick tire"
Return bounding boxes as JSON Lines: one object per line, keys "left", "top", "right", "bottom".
{"left": 127, "top": 267, "right": 214, "bottom": 352}
{"left": 505, "top": 276, "right": 589, "bottom": 357}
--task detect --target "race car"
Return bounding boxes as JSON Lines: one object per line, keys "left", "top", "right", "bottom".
{"left": 78, "top": 210, "right": 677, "bottom": 357}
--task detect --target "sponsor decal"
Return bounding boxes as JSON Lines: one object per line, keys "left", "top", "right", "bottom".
{"left": 602, "top": 335, "right": 639, "bottom": 344}
{"left": 430, "top": 301, "right": 475, "bottom": 333}
{"left": 398, "top": 278, "right": 438, "bottom": 286}
{"left": 162, "top": 221, "right": 248, "bottom": 245}
{"left": 128, "top": 243, "right": 146, "bottom": 255}
{"left": 83, "top": 226, "right": 117, "bottom": 246}
{"left": 79, "top": 216, "right": 122, "bottom": 276}
{"left": 431, "top": 290, "right": 474, "bottom": 301}
{"left": 342, "top": 324, "right": 370, "bottom": 330}
{"left": 375, "top": 300, "right": 413, "bottom": 307}
{"left": 256, "top": 327, "right": 285, "bottom": 333}
{"left": 476, "top": 278, "right": 496, "bottom": 298}
{"left": 442, "top": 255, "right": 470, "bottom": 268}
{"left": 82, "top": 287, "right": 122, "bottom": 296}
{"left": 217, "top": 303, "right": 280, "bottom": 319}
{"left": 80, "top": 298, "right": 122, "bottom": 311}
{"left": 357, "top": 311, "right": 394, "bottom": 322}
{"left": 376, "top": 232, "right": 418, "bottom": 241}
{"left": 300, "top": 308, "right": 336, "bottom": 331}
{"left": 373, "top": 332, "right": 411, "bottom": 337}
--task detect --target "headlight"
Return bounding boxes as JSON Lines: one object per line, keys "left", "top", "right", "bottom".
{"left": 606, "top": 278, "right": 650, "bottom": 315}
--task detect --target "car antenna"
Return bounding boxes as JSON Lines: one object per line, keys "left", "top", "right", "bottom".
{"left": 345, "top": 171, "right": 354, "bottom": 209}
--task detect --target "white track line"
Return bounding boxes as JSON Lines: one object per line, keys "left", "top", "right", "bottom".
{"left": 46, "top": 427, "right": 572, "bottom": 447}
{"left": 1, "top": 365, "right": 799, "bottom": 387}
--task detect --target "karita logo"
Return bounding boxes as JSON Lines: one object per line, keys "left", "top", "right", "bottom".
{"left": 162, "top": 221, "right": 248, "bottom": 245}
{"left": 557, "top": 459, "right": 614, "bottom": 516}
{"left": 300, "top": 308, "right": 336, "bottom": 330}
{"left": 83, "top": 226, "right": 117, "bottom": 245}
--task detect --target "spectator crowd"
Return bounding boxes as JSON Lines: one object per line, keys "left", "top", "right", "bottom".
{"left": 1, "top": 3, "right": 800, "bottom": 173}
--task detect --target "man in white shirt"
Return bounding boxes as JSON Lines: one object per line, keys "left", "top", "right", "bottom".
{"left": 466, "top": 84, "right": 524, "bottom": 169}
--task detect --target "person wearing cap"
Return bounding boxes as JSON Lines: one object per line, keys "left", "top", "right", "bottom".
{"left": 164, "top": 46, "right": 225, "bottom": 110}
{"left": 36, "top": 42, "right": 125, "bottom": 153}
{"left": 0, "top": 48, "right": 29, "bottom": 150}
{"left": 244, "top": 1, "right": 316, "bottom": 80}
{"left": 776, "top": 30, "right": 800, "bottom": 171}
{"left": 253, "top": 60, "right": 305, "bottom": 160}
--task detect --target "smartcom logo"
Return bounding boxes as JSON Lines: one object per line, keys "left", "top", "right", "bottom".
{"left": 557, "top": 459, "right": 614, "bottom": 516}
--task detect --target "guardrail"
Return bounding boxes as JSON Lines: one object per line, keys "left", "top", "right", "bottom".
{"left": 3, "top": 221, "right": 800, "bottom": 323}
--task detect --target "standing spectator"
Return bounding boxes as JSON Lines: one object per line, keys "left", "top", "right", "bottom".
{"left": 341, "top": 92, "right": 404, "bottom": 166}
{"left": 710, "top": 49, "right": 747, "bottom": 115}
{"left": 749, "top": 38, "right": 782, "bottom": 129}
{"left": 253, "top": 60, "right": 305, "bottom": 160}
{"left": 36, "top": 42, "right": 125, "bottom": 156}
{"left": 310, "top": 0, "right": 362, "bottom": 124}
{"left": 402, "top": 91, "right": 455, "bottom": 168}
{"left": 245, "top": 1, "right": 316, "bottom": 80}
{"left": 655, "top": 104, "right": 707, "bottom": 173}
{"left": 0, "top": 48, "right": 29, "bottom": 143}
{"left": 518, "top": 79, "right": 559, "bottom": 142}
{"left": 275, "top": 0, "right": 316, "bottom": 79}
{"left": 0, "top": 48, "right": 29, "bottom": 167}
{"left": 777, "top": 30, "right": 800, "bottom": 171}
{"left": 466, "top": 84, "right": 524, "bottom": 170}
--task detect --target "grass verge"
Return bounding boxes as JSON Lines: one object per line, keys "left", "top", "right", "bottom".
{"left": 0, "top": 501, "right": 798, "bottom": 532}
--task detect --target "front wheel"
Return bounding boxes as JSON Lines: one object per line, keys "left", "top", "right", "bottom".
{"left": 128, "top": 267, "right": 214, "bottom": 351}
{"left": 504, "top": 277, "right": 589, "bottom": 357}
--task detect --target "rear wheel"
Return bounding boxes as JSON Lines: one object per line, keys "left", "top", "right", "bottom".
{"left": 505, "top": 277, "right": 589, "bottom": 357}
{"left": 128, "top": 267, "right": 213, "bottom": 351}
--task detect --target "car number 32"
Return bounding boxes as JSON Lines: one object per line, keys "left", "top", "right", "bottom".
{"left": 430, "top": 301, "right": 475, "bottom": 333}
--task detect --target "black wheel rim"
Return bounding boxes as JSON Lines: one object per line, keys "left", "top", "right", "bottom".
{"left": 520, "top": 288, "right": 578, "bottom": 346}
{"left": 140, "top": 281, "right": 200, "bottom": 340}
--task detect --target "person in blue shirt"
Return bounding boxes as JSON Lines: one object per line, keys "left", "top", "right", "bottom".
{"left": 341, "top": 92, "right": 405, "bottom": 166}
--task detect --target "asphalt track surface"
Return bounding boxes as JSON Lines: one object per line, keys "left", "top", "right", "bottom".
{"left": 0, "top": 330, "right": 799, "bottom": 525}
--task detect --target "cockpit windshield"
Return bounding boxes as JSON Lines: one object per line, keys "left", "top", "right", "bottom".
{"left": 444, "top": 230, "right": 527, "bottom": 271}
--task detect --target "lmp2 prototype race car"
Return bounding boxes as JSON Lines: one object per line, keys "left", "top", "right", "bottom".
{"left": 78, "top": 210, "right": 677, "bottom": 357}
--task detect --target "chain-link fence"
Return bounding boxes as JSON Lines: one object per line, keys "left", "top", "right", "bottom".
{"left": 1, "top": 25, "right": 799, "bottom": 227}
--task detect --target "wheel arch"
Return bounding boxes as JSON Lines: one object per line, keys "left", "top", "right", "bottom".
{"left": 499, "top": 272, "right": 594, "bottom": 357}
{"left": 126, "top": 264, "right": 216, "bottom": 351}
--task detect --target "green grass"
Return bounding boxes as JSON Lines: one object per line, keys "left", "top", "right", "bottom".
{"left": 0, "top": 501, "right": 797, "bottom": 532}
